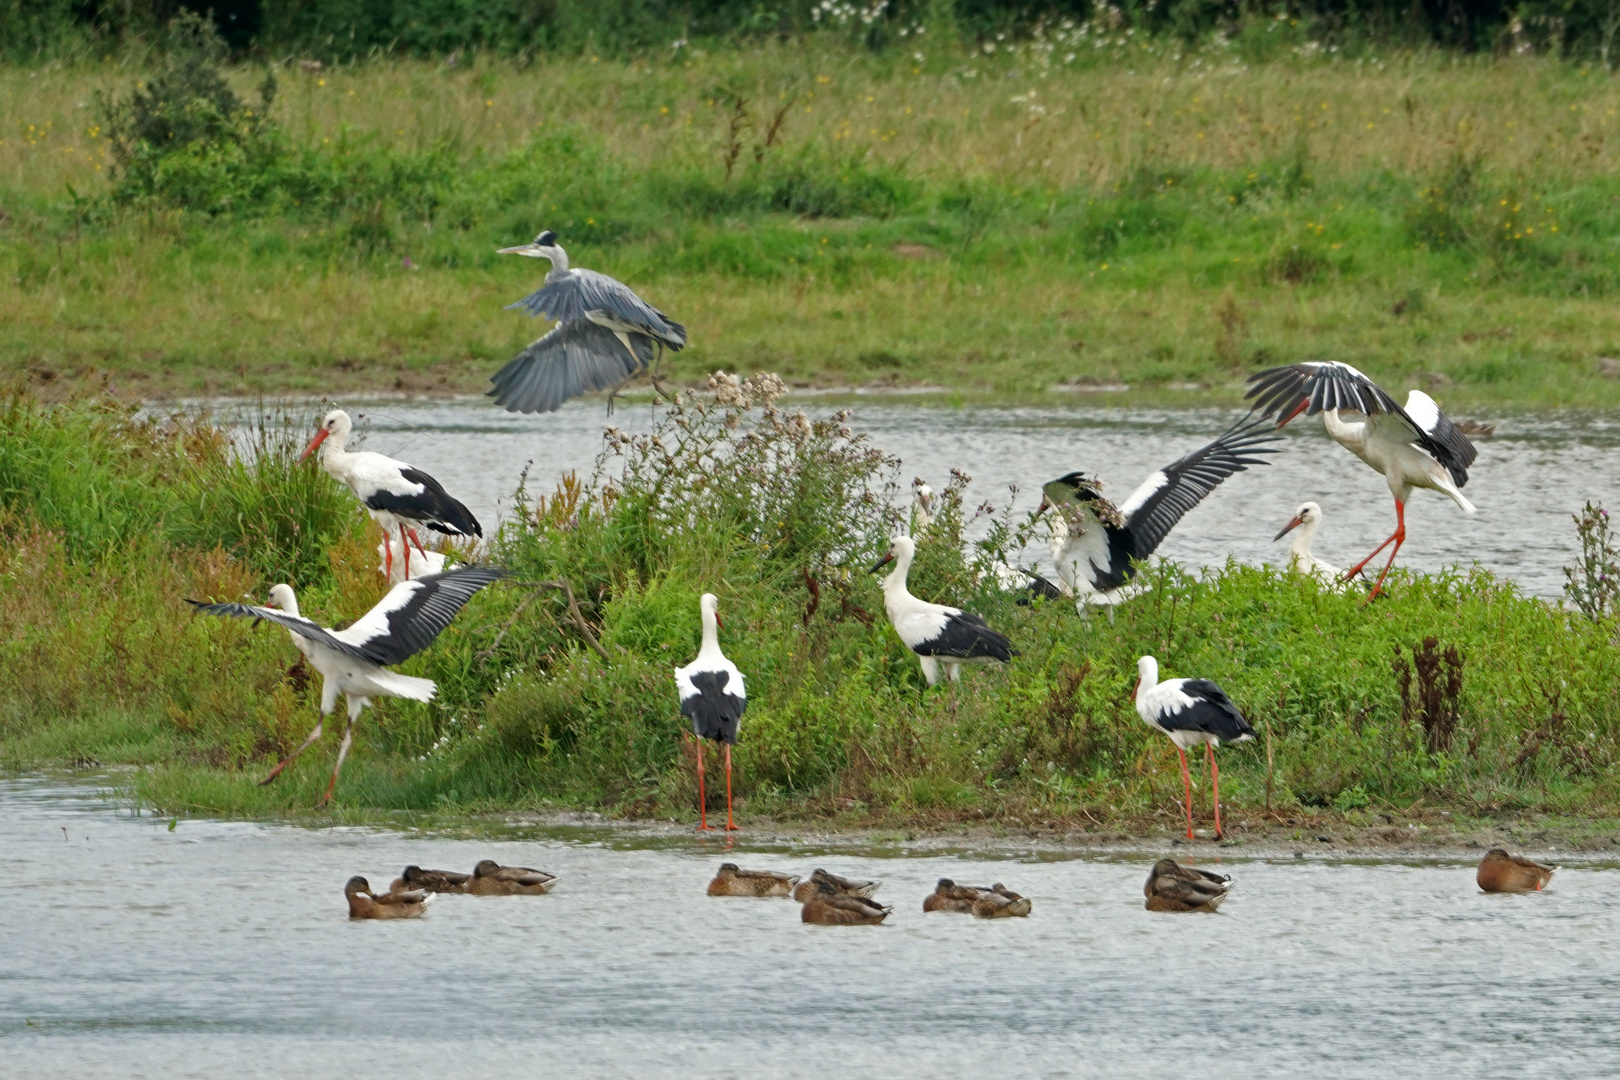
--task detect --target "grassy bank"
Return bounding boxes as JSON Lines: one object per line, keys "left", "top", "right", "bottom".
{"left": 9, "top": 41, "right": 1620, "bottom": 407}
{"left": 3, "top": 387, "right": 1618, "bottom": 836}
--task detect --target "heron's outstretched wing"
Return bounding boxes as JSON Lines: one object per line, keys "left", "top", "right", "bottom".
{"left": 1117, "top": 418, "right": 1282, "bottom": 560}
{"left": 488, "top": 320, "right": 655, "bottom": 414}
{"left": 507, "top": 269, "right": 686, "bottom": 348}
{"left": 332, "top": 566, "right": 507, "bottom": 667}
{"left": 185, "top": 601, "right": 375, "bottom": 664}
{"left": 1247, "top": 362, "right": 1475, "bottom": 486}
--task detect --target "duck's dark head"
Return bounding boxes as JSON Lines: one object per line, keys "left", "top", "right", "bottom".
{"left": 471, "top": 859, "right": 501, "bottom": 878}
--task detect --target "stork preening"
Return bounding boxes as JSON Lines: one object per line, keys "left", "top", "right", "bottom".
{"left": 302, "top": 410, "right": 482, "bottom": 582}
{"left": 490, "top": 230, "right": 687, "bottom": 413}
{"left": 1037, "top": 419, "right": 1281, "bottom": 610}
{"left": 912, "top": 478, "right": 1059, "bottom": 602}
{"left": 870, "top": 535, "right": 1016, "bottom": 687}
{"left": 1247, "top": 362, "right": 1478, "bottom": 600}
{"left": 188, "top": 566, "right": 506, "bottom": 805}
{"left": 1134, "top": 655, "right": 1256, "bottom": 840}
{"left": 1273, "top": 501, "right": 1353, "bottom": 585}
{"left": 674, "top": 593, "right": 747, "bottom": 831}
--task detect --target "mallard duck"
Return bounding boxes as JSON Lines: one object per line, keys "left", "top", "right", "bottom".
{"left": 388, "top": 865, "right": 470, "bottom": 894}
{"left": 800, "top": 879, "right": 891, "bottom": 925}
{"left": 1477, "top": 849, "right": 1557, "bottom": 893}
{"left": 345, "top": 876, "right": 431, "bottom": 919}
{"left": 706, "top": 862, "right": 799, "bottom": 897}
{"left": 972, "top": 883, "right": 1032, "bottom": 919}
{"left": 922, "top": 878, "right": 993, "bottom": 913}
{"left": 1143, "top": 858, "right": 1231, "bottom": 912}
{"left": 464, "top": 859, "right": 559, "bottom": 896}
{"left": 792, "top": 868, "right": 881, "bottom": 902}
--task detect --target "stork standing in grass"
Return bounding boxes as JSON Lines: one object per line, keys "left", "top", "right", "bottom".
{"left": 1134, "top": 655, "right": 1255, "bottom": 840}
{"left": 1037, "top": 419, "right": 1281, "bottom": 611}
{"left": 490, "top": 230, "right": 687, "bottom": 413}
{"left": 301, "top": 410, "right": 482, "bottom": 582}
{"left": 188, "top": 566, "right": 505, "bottom": 805}
{"left": 675, "top": 593, "right": 746, "bottom": 831}
{"left": 1247, "top": 362, "right": 1477, "bottom": 600}
{"left": 870, "top": 535, "right": 1015, "bottom": 687}
{"left": 1273, "top": 501, "right": 1351, "bottom": 585}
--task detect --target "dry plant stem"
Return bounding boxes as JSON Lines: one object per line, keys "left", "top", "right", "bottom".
{"left": 476, "top": 579, "right": 613, "bottom": 665}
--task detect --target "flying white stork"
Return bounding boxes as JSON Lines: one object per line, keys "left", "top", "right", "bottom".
{"left": 301, "top": 409, "right": 482, "bottom": 581}
{"left": 1134, "top": 655, "right": 1256, "bottom": 840}
{"left": 188, "top": 565, "right": 505, "bottom": 805}
{"left": 870, "top": 535, "right": 1016, "bottom": 687}
{"left": 674, "top": 593, "right": 747, "bottom": 832}
{"left": 1272, "top": 501, "right": 1350, "bottom": 585}
{"left": 1247, "top": 362, "right": 1477, "bottom": 600}
{"left": 1037, "top": 419, "right": 1281, "bottom": 610}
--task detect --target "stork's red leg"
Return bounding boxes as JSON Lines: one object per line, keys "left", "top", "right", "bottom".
{"left": 259, "top": 718, "right": 326, "bottom": 786}
{"left": 724, "top": 743, "right": 738, "bottom": 831}
{"left": 408, "top": 527, "right": 429, "bottom": 558}
{"left": 399, "top": 525, "right": 412, "bottom": 580}
{"left": 1207, "top": 743, "right": 1224, "bottom": 840}
{"left": 1363, "top": 501, "right": 1407, "bottom": 602}
{"left": 1177, "top": 746, "right": 1195, "bottom": 840}
{"left": 695, "top": 739, "right": 714, "bottom": 832}
{"left": 318, "top": 714, "right": 356, "bottom": 808}
{"left": 382, "top": 532, "right": 394, "bottom": 581}
{"left": 1343, "top": 500, "right": 1406, "bottom": 585}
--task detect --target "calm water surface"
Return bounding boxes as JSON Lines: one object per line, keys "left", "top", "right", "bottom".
{"left": 3, "top": 777, "right": 1617, "bottom": 1078}
{"left": 216, "top": 398, "right": 1620, "bottom": 599}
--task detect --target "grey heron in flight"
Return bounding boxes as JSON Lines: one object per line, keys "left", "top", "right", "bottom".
{"left": 489, "top": 230, "right": 687, "bottom": 413}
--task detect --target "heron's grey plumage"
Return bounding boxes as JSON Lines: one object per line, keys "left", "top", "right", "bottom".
{"left": 491, "top": 233, "right": 686, "bottom": 414}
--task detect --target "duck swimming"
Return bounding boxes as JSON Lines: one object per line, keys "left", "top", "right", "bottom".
{"left": 464, "top": 859, "right": 559, "bottom": 896}
{"left": 707, "top": 862, "right": 799, "bottom": 898}
{"left": 1143, "top": 859, "right": 1231, "bottom": 912}
{"left": 792, "top": 868, "right": 881, "bottom": 902}
{"left": 1476, "top": 849, "right": 1557, "bottom": 893}
{"left": 388, "top": 865, "right": 470, "bottom": 894}
{"left": 345, "top": 876, "right": 431, "bottom": 920}
{"left": 800, "top": 878, "right": 891, "bottom": 925}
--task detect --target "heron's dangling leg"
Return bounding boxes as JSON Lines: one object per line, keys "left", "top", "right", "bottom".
{"left": 1207, "top": 743, "right": 1225, "bottom": 840}
{"left": 318, "top": 700, "right": 361, "bottom": 807}
{"left": 259, "top": 715, "right": 326, "bottom": 786}
{"left": 694, "top": 738, "right": 714, "bottom": 832}
{"left": 1177, "top": 746, "right": 1195, "bottom": 840}
{"left": 724, "top": 743, "right": 738, "bottom": 831}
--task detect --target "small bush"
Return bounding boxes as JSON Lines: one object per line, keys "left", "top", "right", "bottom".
{"left": 1564, "top": 500, "right": 1620, "bottom": 620}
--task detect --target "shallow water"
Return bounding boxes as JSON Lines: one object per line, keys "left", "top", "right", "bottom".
{"left": 3, "top": 777, "right": 1617, "bottom": 1078}
{"left": 218, "top": 397, "right": 1620, "bottom": 600}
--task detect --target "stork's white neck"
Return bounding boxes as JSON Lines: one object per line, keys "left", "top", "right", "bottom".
{"left": 1136, "top": 656, "right": 1160, "bottom": 698}
{"left": 697, "top": 602, "right": 722, "bottom": 660}
{"left": 1322, "top": 408, "right": 1367, "bottom": 451}
{"left": 881, "top": 543, "right": 916, "bottom": 601}
{"left": 1289, "top": 514, "right": 1320, "bottom": 562}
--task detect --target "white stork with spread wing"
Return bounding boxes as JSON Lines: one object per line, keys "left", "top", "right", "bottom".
{"left": 1247, "top": 361, "right": 1477, "bottom": 599}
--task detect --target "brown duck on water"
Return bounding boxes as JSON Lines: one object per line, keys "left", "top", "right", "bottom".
{"left": 922, "top": 878, "right": 1030, "bottom": 917}
{"left": 345, "top": 876, "right": 431, "bottom": 920}
{"left": 388, "top": 865, "right": 470, "bottom": 894}
{"left": 792, "top": 868, "right": 881, "bottom": 902}
{"left": 1476, "top": 849, "right": 1557, "bottom": 893}
{"left": 800, "top": 878, "right": 892, "bottom": 925}
{"left": 1143, "top": 859, "right": 1231, "bottom": 912}
{"left": 465, "top": 859, "right": 559, "bottom": 896}
{"left": 707, "top": 862, "right": 800, "bottom": 897}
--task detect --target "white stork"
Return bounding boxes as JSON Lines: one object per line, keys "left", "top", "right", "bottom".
{"left": 1134, "top": 655, "right": 1255, "bottom": 840}
{"left": 301, "top": 410, "right": 482, "bottom": 581}
{"left": 870, "top": 535, "right": 1016, "bottom": 687}
{"left": 1273, "top": 501, "right": 1349, "bottom": 585}
{"left": 1247, "top": 362, "right": 1478, "bottom": 599}
{"left": 674, "top": 593, "right": 746, "bottom": 832}
{"left": 188, "top": 566, "right": 505, "bottom": 805}
{"left": 1037, "top": 419, "right": 1281, "bottom": 610}
{"left": 377, "top": 534, "right": 446, "bottom": 585}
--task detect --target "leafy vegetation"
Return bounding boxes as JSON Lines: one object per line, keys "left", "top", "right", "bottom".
{"left": 3, "top": 388, "right": 1617, "bottom": 832}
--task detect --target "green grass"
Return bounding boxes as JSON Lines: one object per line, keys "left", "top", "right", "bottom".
{"left": 9, "top": 43, "right": 1620, "bottom": 407}
{"left": 3, "top": 389, "right": 1617, "bottom": 832}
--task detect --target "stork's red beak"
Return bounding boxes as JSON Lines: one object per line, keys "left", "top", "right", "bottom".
{"left": 1278, "top": 399, "right": 1311, "bottom": 428}
{"left": 299, "top": 428, "right": 329, "bottom": 462}
{"left": 1132, "top": 676, "right": 1141, "bottom": 700}
{"left": 714, "top": 612, "right": 724, "bottom": 629}
{"left": 1273, "top": 515, "right": 1304, "bottom": 542}
{"left": 1035, "top": 496, "right": 1050, "bottom": 516}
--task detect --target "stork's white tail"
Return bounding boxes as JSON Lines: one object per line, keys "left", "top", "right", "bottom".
{"left": 369, "top": 670, "right": 436, "bottom": 702}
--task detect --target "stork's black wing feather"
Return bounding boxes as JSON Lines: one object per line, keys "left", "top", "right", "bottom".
{"left": 681, "top": 670, "right": 746, "bottom": 743}
{"left": 364, "top": 467, "right": 482, "bottom": 538}
{"left": 915, "top": 611, "right": 1016, "bottom": 662}
{"left": 1161, "top": 679, "right": 1255, "bottom": 743}
{"left": 335, "top": 566, "right": 508, "bottom": 667}
{"left": 1117, "top": 419, "right": 1282, "bottom": 561}
{"left": 186, "top": 601, "right": 376, "bottom": 664}
{"left": 488, "top": 320, "right": 654, "bottom": 414}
